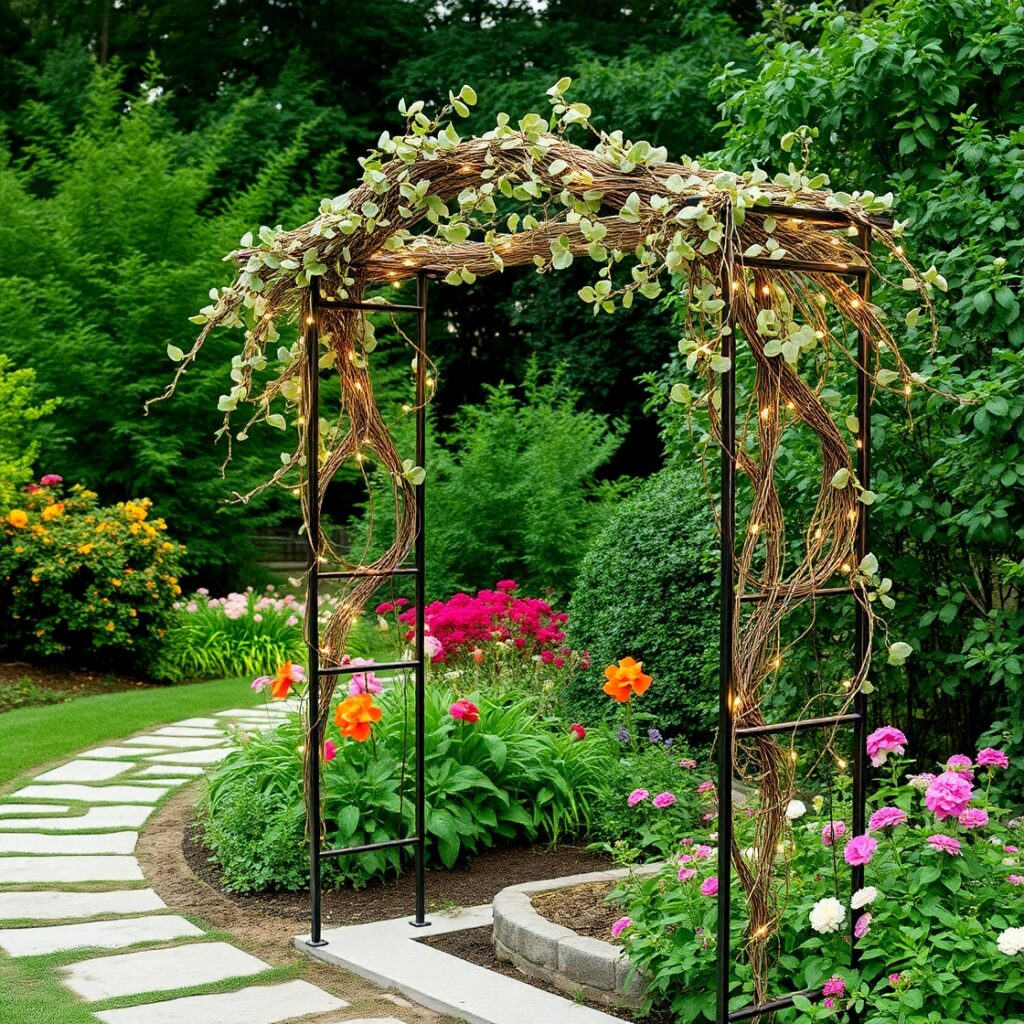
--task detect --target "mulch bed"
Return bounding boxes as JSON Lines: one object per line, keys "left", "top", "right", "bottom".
{"left": 184, "top": 818, "right": 615, "bottom": 926}
{"left": 532, "top": 879, "right": 625, "bottom": 943}
{"left": 0, "top": 661, "right": 159, "bottom": 711}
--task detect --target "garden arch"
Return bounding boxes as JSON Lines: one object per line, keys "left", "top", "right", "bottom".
{"left": 164, "top": 88, "right": 938, "bottom": 1023}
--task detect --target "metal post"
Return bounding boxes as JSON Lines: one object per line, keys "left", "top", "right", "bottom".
{"left": 411, "top": 271, "right": 430, "bottom": 928}
{"left": 715, "top": 213, "right": 736, "bottom": 1023}
{"left": 305, "top": 280, "right": 327, "bottom": 947}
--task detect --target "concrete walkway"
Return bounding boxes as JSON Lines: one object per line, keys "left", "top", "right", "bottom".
{"left": 0, "top": 701, "right": 412, "bottom": 1024}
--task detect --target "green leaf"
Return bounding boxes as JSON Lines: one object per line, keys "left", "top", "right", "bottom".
{"left": 166, "top": 344, "right": 185, "bottom": 362}
{"left": 831, "top": 468, "right": 851, "bottom": 489}
{"left": 336, "top": 804, "right": 359, "bottom": 838}
{"left": 266, "top": 413, "right": 286, "bottom": 430}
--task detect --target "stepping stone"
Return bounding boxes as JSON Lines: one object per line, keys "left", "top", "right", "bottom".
{"left": 0, "top": 888, "right": 166, "bottom": 921}
{"left": 214, "top": 708, "right": 290, "bottom": 719}
{"left": 61, "top": 940, "right": 270, "bottom": 1001}
{"left": 0, "top": 913, "right": 201, "bottom": 957}
{"left": 172, "top": 718, "right": 221, "bottom": 728}
{"left": 132, "top": 779, "right": 191, "bottom": 787}
{"left": 135, "top": 766, "right": 205, "bottom": 777}
{"left": 341, "top": 1019, "right": 411, "bottom": 1023}
{"left": 144, "top": 749, "right": 232, "bottom": 766}
{"left": 0, "top": 830, "right": 137, "bottom": 854}
{"left": 0, "top": 856, "right": 143, "bottom": 884}
{"left": 0, "top": 805, "right": 152, "bottom": 832}
{"left": 82, "top": 746, "right": 167, "bottom": 759}
{"left": 10, "top": 784, "right": 170, "bottom": 804}
{"left": 35, "top": 760, "right": 133, "bottom": 784}
{"left": 123, "top": 736, "right": 225, "bottom": 749}
{"left": 152, "top": 727, "right": 225, "bottom": 737}
{"left": 0, "top": 804, "right": 70, "bottom": 816}
{"left": 94, "top": 979, "right": 347, "bottom": 1024}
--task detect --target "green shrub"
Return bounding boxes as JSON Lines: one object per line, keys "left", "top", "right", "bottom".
{"left": 201, "top": 684, "right": 616, "bottom": 891}
{"left": 0, "top": 356, "right": 57, "bottom": 510}
{"left": 0, "top": 482, "right": 185, "bottom": 670}
{"left": 564, "top": 466, "right": 719, "bottom": 742}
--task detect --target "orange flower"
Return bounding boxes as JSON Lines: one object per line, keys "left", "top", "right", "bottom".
{"left": 334, "top": 693, "right": 382, "bottom": 742}
{"left": 6, "top": 509, "right": 28, "bottom": 528}
{"left": 602, "top": 657, "right": 653, "bottom": 703}
{"left": 41, "top": 502, "right": 64, "bottom": 522}
{"left": 270, "top": 661, "right": 304, "bottom": 700}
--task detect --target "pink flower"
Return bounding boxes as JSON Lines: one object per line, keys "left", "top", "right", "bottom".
{"left": 610, "top": 916, "right": 631, "bottom": 938}
{"left": 251, "top": 676, "right": 271, "bottom": 691}
{"left": 678, "top": 867, "right": 697, "bottom": 883}
{"left": 844, "top": 835, "right": 878, "bottom": 866}
{"left": 697, "top": 780, "right": 715, "bottom": 794}
{"left": 925, "top": 771, "right": 974, "bottom": 820}
{"left": 496, "top": 579, "right": 519, "bottom": 592}
{"left": 822, "top": 821, "right": 847, "bottom": 846}
{"left": 694, "top": 844, "right": 713, "bottom": 860}
{"left": 945, "top": 754, "right": 975, "bottom": 780}
{"left": 1006, "top": 845, "right": 1020, "bottom": 853}
{"left": 569, "top": 723, "right": 586, "bottom": 741}
{"left": 822, "top": 977, "right": 845, "bottom": 998}
{"left": 888, "top": 973, "right": 901, "bottom": 987}
{"left": 958, "top": 808, "right": 989, "bottom": 829}
{"left": 627, "top": 789, "right": 649, "bottom": 807}
{"left": 39, "top": 474, "right": 62, "bottom": 486}
{"left": 424, "top": 635, "right": 444, "bottom": 661}
{"left": 866, "top": 726, "right": 907, "bottom": 767}
{"left": 375, "top": 601, "right": 395, "bottom": 614}
{"left": 854, "top": 913, "right": 872, "bottom": 939}
{"left": 977, "top": 747, "right": 1009, "bottom": 770}
{"left": 449, "top": 698, "right": 480, "bottom": 723}
{"left": 652, "top": 792, "right": 677, "bottom": 809}
{"left": 869, "top": 807, "right": 907, "bottom": 831}
{"left": 824, "top": 998, "right": 835, "bottom": 1010}
{"left": 345, "top": 657, "right": 384, "bottom": 696}
{"left": 700, "top": 877, "right": 719, "bottom": 897}
{"left": 927, "top": 833, "right": 962, "bottom": 856}
{"left": 1008, "top": 875, "right": 1024, "bottom": 886}
{"left": 323, "top": 739, "right": 337, "bottom": 762}
{"left": 678, "top": 758, "right": 698, "bottom": 769}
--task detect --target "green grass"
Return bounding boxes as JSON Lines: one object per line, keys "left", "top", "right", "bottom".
{"left": 0, "top": 676, "right": 261, "bottom": 788}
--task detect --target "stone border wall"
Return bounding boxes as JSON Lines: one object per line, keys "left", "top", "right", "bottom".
{"left": 491, "top": 866, "right": 660, "bottom": 1008}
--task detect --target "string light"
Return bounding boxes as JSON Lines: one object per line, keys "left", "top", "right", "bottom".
{"left": 904, "top": 383, "right": 912, "bottom": 396}
{"left": 786, "top": 401, "right": 795, "bottom": 411}
{"left": 841, "top": 562, "right": 851, "bottom": 573}
{"left": 761, "top": 285, "right": 771, "bottom": 296}
{"left": 790, "top": 750, "right": 798, "bottom": 763}
{"left": 753, "top": 924, "right": 770, "bottom": 939}
{"left": 851, "top": 298, "right": 862, "bottom": 309}
{"left": 305, "top": 316, "right": 314, "bottom": 325}
{"left": 760, "top": 407, "right": 771, "bottom": 419}
{"left": 750, "top": 522, "right": 761, "bottom": 535}
{"left": 459, "top": 164, "right": 473, "bottom": 174}
{"left": 836, "top": 757, "right": 848, "bottom": 770}
{"left": 856, "top": 439, "right": 863, "bottom": 449}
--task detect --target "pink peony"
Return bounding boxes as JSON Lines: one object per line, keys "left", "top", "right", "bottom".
{"left": 925, "top": 771, "right": 974, "bottom": 820}
{"left": 694, "top": 844, "right": 713, "bottom": 860}
{"left": 945, "top": 754, "right": 975, "bottom": 780}
{"left": 678, "top": 867, "right": 697, "bottom": 883}
{"left": 697, "top": 780, "right": 715, "bottom": 794}
{"left": 496, "top": 579, "right": 519, "bottom": 592}
{"left": 627, "top": 789, "right": 649, "bottom": 807}
{"left": 569, "top": 723, "right": 586, "bottom": 741}
{"left": 866, "top": 726, "right": 907, "bottom": 767}
{"left": 423, "top": 635, "right": 444, "bottom": 661}
{"left": 375, "top": 601, "right": 395, "bottom": 615}
{"left": 39, "top": 474, "right": 62, "bottom": 486}
{"left": 844, "top": 835, "right": 878, "bottom": 866}
{"left": 652, "top": 792, "right": 677, "bottom": 809}
{"left": 323, "top": 739, "right": 337, "bottom": 762}
{"left": 824, "top": 998, "right": 835, "bottom": 1010}
{"left": 869, "top": 807, "right": 907, "bottom": 831}
{"left": 700, "top": 877, "right": 719, "bottom": 897}
{"left": 346, "top": 657, "right": 384, "bottom": 696}
{"left": 854, "top": 913, "right": 872, "bottom": 939}
{"left": 449, "top": 698, "right": 480, "bottom": 723}
{"left": 958, "top": 808, "right": 989, "bottom": 829}
{"left": 822, "top": 977, "right": 845, "bottom": 998}
{"left": 928, "top": 834, "right": 962, "bottom": 856}
{"left": 610, "top": 916, "right": 631, "bottom": 938}
{"left": 822, "top": 821, "right": 847, "bottom": 846}
{"left": 977, "top": 747, "right": 1010, "bottom": 770}
{"left": 1006, "top": 845, "right": 1020, "bottom": 853}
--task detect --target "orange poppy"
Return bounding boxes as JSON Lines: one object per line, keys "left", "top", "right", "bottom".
{"left": 271, "top": 661, "right": 302, "bottom": 699}
{"left": 334, "top": 693, "right": 382, "bottom": 742}
{"left": 602, "top": 657, "right": 653, "bottom": 703}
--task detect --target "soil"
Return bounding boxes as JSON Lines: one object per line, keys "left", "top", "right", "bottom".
{"left": 184, "top": 817, "right": 615, "bottom": 925}
{"left": 531, "top": 880, "right": 625, "bottom": 943}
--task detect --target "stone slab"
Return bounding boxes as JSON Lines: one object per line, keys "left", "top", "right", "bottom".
{"left": 0, "top": 914, "right": 202, "bottom": 957}
{"left": 0, "top": 804, "right": 70, "bottom": 816}
{"left": 0, "top": 855, "right": 143, "bottom": 884}
{"left": 144, "top": 749, "right": 231, "bottom": 766}
{"left": 123, "top": 736, "right": 225, "bottom": 749}
{"left": 34, "top": 760, "right": 133, "bottom": 784}
{"left": 152, "top": 727, "right": 226, "bottom": 737}
{"left": 0, "top": 805, "right": 152, "bottom": 832}
{"left": 213, "top": 708, "right": 290, "bottom": 719}
{"left": 299, "top": 908, "right": 624, "bottom": 1024}
{"left": 132, "top": 778, "right": 190, "bottom": 787}
{"left": 341, "top": 1020, "right": 411, "bottom": 1023}
{"left": 0, "top": 888, "right": 166, "bottom": 921}
{"left": 81, "top": 746, "right": 167, "bottom": 759}
{"left": 61, "top": 940, "right": 271, "bottom": 1001}
{"left": 0, "top": 830, "right": 137, "bottom": 854}
{"left": 10, "top": 784, "right": 170, "bottom": 804}
{"left": 172, "top": 718, "right": 221, "bottom": 728}
{"left": 134, "top": 766, "right": 205, "bottom": 777}
{"left": 95, "top": 979, "right": 347, "bottom": 1024}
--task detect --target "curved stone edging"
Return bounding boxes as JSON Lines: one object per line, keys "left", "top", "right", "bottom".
{"left": 491, "top": 864, "right": 660, "bottom": 1007}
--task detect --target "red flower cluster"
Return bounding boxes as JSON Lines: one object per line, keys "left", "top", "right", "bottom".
{"left": 398, "top": 582, "right": 586, "bottom": 667}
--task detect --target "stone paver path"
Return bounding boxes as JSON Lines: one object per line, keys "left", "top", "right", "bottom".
{"left": 0, "top": 702, "right": 414, "bottom": 1024}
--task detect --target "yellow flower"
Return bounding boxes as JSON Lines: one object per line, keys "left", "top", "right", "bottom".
{"left": 105, "top": 621, "right": 115, "bottom": 632}
{"left": 111, "top": 578, "right": 122, "bottom": 587}
{"left": 30, "top": 574, "right": 40, "bottom": 583}
{"left": 6, "top": 509, "right": 28, "bottom": 528}
{"left": 128, "top": 608, "right": 137, "bottom": 617}
{"left": 172, "top": 585, "right": 182, "bottom": 595}
{"left": 77, "top": 543, "right": 94, "bottom": 555}
{"left": 14, "top": 545, "right": 24, "bottom": 554}
{"left": 41, "top": 503, "right": 64, "bottom": 522}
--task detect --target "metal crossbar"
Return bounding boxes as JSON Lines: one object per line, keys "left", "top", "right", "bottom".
{"left": 716, "top": 221, "right": 872, "bottom": 1022}
{"left": 303, "top": 273, "right": 432, "bottom": 947}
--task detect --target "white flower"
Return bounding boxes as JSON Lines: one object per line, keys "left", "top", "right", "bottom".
{"left": 997, "top": 927, "right": 1024, "bottom": 956}
{"left": 851, "top": 886, "right": 878, "bottom": 910}
{"left": 810, "top": 897, "right": 846, "bottom": 934}
{"left": 786, "top": 799, "right": 807, "bottom": 820}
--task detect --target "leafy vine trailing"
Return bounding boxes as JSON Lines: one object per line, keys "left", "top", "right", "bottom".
{"left": 153, "top": 80, "right": 946, "bottom": 997}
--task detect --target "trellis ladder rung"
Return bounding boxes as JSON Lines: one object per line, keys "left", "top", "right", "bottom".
{"left": 321, "top": 837, "right": 421, "bottom": 859}
{"left": 318, "top": 566, "right": 418, "bottom": 580}
{"left": 315, "top": 298, "right": 424, "bottom": 313}
{"left": 739, "top": 585, "right": 853, "bottom": 603}
{"left": 742, "top": 256, "right": 868, "bottom": 277}
{"left": 736, "top": 712, "right": 862, "bottom": 739}
{"left": 320, "top": 659, "right": 419, "bottom": 676}
{"left": 728, "top": 988, "right": 824, "bottom": 1021}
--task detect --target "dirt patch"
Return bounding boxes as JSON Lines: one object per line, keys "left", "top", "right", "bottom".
{"left": 531, "top": 880, "right": 625, "bottom": 943}
{"left": 138, "top": 781, "right": 452, "bottom": 1023}
{"left": 184, "top": 816, "right": 614, "bottom": 926}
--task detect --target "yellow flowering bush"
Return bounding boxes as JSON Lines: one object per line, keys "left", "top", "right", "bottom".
{"left": 0, "top": 477, "right": 185, "bottom": 669}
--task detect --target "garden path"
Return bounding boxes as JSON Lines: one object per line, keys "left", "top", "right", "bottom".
{"left": 0, "top": 702, "right": 415, "bottom": 1024}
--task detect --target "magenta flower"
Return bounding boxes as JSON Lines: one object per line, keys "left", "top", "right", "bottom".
{"left": 1006, "top": 845, "right": 1020, "bottom": 853}
{"left": 925, "top": 771, "right": 973, "bottom": 820}
{"left": 652, "top": 792, "right": 677, "bottom": 809}
{"left": 844, "top": 835, "right": 878, "bottom": 866}
{"left": 251, "top": 676, "right": 271, "bottom": 692}
{"left": 944, "top": 754, "right": 974, "bottom": 780}
{"left": 697, "top": 780, "right": 715, "bottom": 794}
{"left": 678, "top": 757, "right": 698, "bottom": 769}
{"left": 977, "top": 747, "right": 1010, "bottom": 770}
{"left": 854, "top": 913, "right": 872, "bottom": 939}
{"left": 678, "top": 867, "right": 697, "bottom": 883}
{"left": 700, "top": 877, "right": 719, "bottom": 897}
{"left": 39, "top": 474, "right": 62, "bottom": 486}
{"left": 822, "top": 821, "right": 847, "bottom": 847}
{"left": 958, "top": 808, "right": 989, "bottom": 829}
{"left": 610, "top": 916, "right": 631, "bottom": 939}
{"left": 822, "top": 977, "right": 845, "bottom": 998}
{"left": 423, "top": 635, "right": 444, "bottom": 661}
{"left": 496, "top": 579, "right": 519, "bottom": 592}
{"left": 1009, "top": 875, "right": 1024, "bottom": 886}
{"left": 888, "top": 973, "right": 901, "bottom": 987}
{"left": 866, "top": 726, "right": 907, "bottom": 767}
{"left": 869, "top": 807, "right": 907, "bottom": 831}
{"left": 927, "top": 833, "right": 962, "bottom": 856}
{"left": 323, "top": 739, "right": 337, "bottom": 762}
{"left": 627, "top": 789, "right": 649, "bottom": 807}
{"left": 694, "top": 844, "right": 713, "bottom": 860}
{"left": 449, "top": 698, "right": 479, "bottom": 723}
{"left": 346, "top": 657, "right": 384, "bottom": 696}
{"left": 824, "top": 998, "right": 835, "bottom": 1010}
